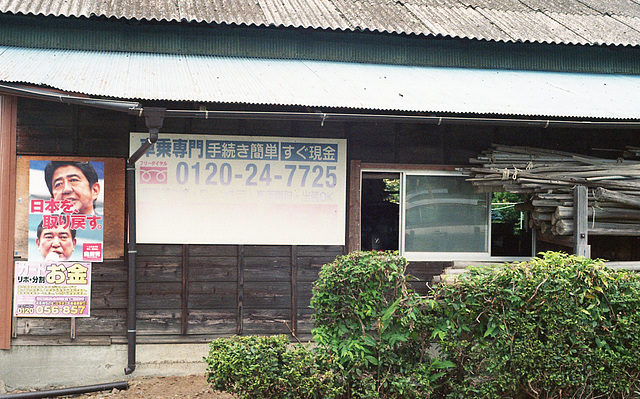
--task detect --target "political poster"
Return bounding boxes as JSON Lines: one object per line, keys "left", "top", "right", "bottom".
{"left": 28, "top": 160, "right": 104, "bottom": 262}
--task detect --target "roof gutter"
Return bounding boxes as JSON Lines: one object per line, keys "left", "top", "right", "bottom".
{"left": 162, "top": 109, "right": 640, "bottom": 130}
{"left": 0, "top": 83, "right": 141, "bottom": 113}
{"left": 1, "top": 82, "right": 640, "bottom": 129}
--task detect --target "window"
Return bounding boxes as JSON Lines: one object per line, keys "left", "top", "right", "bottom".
{"left": 402, "top": 172, "right": 489, "bottom": 260}
{"left": 358, "top": 166, "right": 533, "bottom": 261}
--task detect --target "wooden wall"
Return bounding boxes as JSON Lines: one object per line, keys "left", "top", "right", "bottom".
{"left": 12, "top": 245, "right": 347, "bottom": 343}
{"left": 10, "top": 97, "right": 640, "bottom": 343}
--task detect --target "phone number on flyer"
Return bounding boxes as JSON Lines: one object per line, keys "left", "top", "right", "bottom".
{"left": 16, "top": 304, "right": 87, "bottom": 315}
{"left": 143, "top": 162, "right": 339, "bottom": 188}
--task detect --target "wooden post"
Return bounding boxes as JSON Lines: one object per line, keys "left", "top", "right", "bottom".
{"left": 181, "top": 244, "right": 189, "bottom": 335}
{"left": 236, "top": 245, "right": 244, "bottom": 335}
{"left": 290, "top": 245, "right": 298, "bottom": 337}
{"left": 573, "top": 185, "right": 589, "bottom": 257}
{"left": 348, "top": 160, "right": 362, "bottom": 253}
{"left": 0, "top": 95, "right": 17, "bottom": 350}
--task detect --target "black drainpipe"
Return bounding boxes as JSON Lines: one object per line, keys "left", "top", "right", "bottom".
{"left": 124, "top": 107, "right": 165, "bottom": 375}
{"left": 0, "top": 381, "right": 129, "bottom": 399}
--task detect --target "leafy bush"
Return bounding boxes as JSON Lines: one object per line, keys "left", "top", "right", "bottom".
{"left": 311, "top": 250, "right": 451, "bottom": 398}
{"left": 205, "top": 251, "right": 640, "bottom": 399}
{"left": 205, "top": 335, "right": 342, "bottom": 399}
{"left": 432, "top": 252, "right": 640, "bottom": 399}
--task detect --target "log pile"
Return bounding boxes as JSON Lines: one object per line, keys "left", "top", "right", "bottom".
{"left": 465, "top": 145, "right": 640, "bottom": 238}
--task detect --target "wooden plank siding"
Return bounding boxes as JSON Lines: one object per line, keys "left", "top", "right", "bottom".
{"left": 13, "top": 96, "right": 640, "bottom": 346}
{"left": 8, "top": 244, "right": 456, "bottom": 343}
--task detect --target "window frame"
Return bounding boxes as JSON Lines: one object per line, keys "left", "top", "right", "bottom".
{"left": 400, "top": 169, "right": 492, "bottom": 261}
{"left": 355, "top": 162, "right": 534, "bottom": 262}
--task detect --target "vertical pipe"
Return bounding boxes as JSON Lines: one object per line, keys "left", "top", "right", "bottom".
{"left": 124, "top": 107, "right": 163, "bottom": 374}
{"left": 124, "top": 162, "right": 137, "bottom": 374}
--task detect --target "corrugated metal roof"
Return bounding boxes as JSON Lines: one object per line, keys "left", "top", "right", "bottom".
{"left": 1, "top": 0, "right": 640, "bottom": 46}
{"left": 1, "top": 45, "right": 639, "bottom": 119}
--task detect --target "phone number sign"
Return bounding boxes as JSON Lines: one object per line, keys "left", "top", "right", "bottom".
{"left": 13, "top": 261, "right": 91, "bottom": 317}
{"left": 131, "top": 134, "right": 347, "bottom": 245}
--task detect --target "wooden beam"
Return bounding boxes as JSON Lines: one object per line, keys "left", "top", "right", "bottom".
{"left": 594, "top": 187, "right": 640, "bottom": 208}
{"left": 0, "top": 95, "right": 17, "bottom": 350}
{"left": 555, "top": 220, "right": 640, "bottom": 236}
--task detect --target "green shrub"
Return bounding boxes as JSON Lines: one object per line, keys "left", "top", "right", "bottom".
{"left": 432, "top": 252, "right": 640, "bottom": 399}
{"left": 311, "top": 250, "right": 450, "bottom": 398}
{"left": 205, "top": 335, "right": 342, "bottom": 399}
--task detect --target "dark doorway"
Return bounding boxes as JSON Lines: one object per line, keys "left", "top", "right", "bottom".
{"left": 361, "top": 173, "right": 400, "bottom": 251}
{"left": 490, "top": 192, "right": 533, "bottom": 256}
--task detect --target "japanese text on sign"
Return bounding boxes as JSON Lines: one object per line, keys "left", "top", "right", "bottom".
{"left": 28, "top": 160, "right": 105, "bottom": 262}
{"left": 13, "top": 261, "right": 91, "bottom": 317}
{"left": 131, "top": 134, "right": 347, "bottom": 245}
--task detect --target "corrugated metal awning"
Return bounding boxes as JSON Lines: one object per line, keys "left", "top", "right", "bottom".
{"left": 1, "top": 45, "right": 640, "bottom": 120}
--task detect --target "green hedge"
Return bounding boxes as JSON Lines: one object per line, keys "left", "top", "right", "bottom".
{"left": 310, "top": 250, "right": 449, "bottom": 398}
{"left": 434, "top": 252, "right": 640, "bottom": 398}
{"left": 205, "top": 251, "right": 640, "bottom": 399}
{"left": 205, "top": 334, "right": 342, "bottom": 399}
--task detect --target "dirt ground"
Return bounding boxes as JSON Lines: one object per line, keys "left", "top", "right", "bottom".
{"left": 22, "top": 375, "right": 235, "bottom": 399}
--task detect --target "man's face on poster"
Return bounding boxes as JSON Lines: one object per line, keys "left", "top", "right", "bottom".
{"left": 51, "top": 165, "right": 100, "bottom": 215}
{"left": 36, "top": 225, "right": 76, "bottom": 261}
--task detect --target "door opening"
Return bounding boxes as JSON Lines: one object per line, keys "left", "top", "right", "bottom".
{"left": 490, "top": 192, "right": 533, "bottom": 256}
{"left": 361, "top": 172, "right": 400, "bottom": 251}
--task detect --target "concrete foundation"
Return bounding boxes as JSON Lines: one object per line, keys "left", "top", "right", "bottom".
{"left": 0, "top": 343, "right": 209, "bottom": 392}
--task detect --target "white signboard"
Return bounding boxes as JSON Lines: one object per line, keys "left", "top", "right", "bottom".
{"left": 130, "top": 133, "right": 347, "bottom": 245}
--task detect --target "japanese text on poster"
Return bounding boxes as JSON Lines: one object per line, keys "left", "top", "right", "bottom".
{"left": 130, "top": 133, "right": 347, "bottom": 245}
{"left": 13, "top": 261, "right": 91, "bottom": 317}
{"left": 28, "top": 160, "right": 104, "bottom": 262}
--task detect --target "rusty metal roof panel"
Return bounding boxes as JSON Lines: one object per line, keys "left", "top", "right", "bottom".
{"left": 2, "top": 45, "right": 640, "bottom": 119}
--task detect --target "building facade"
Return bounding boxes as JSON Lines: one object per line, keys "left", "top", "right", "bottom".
{"left": 2, "top": 0, "right": 640, "bottom": 390}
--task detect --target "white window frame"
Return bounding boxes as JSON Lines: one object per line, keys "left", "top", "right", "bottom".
{"left": 400, "top": 170, "right": 492, "bottom": 262}
{"left": 358, "top": 164, "right": 534, "bottom": 262}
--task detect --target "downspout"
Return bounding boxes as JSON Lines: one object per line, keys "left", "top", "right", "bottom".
{"left": 124, "top": 107, "right": 165, "bottom": 375}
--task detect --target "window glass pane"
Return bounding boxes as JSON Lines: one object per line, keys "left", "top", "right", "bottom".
{"left": 404, "top": 174, "right": 488, "bottom": 253}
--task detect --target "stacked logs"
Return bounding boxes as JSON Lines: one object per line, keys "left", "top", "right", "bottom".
{"left": 465, "top": 145, "right": 640, "bottom": 237}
